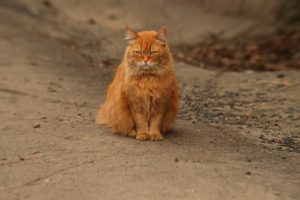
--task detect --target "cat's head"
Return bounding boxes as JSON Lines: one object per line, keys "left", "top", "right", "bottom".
{"left": 124, "top": 27, "right": 172, "bottom": 75}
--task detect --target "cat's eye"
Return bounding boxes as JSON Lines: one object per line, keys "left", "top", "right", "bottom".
{"left": 134, "top": 50, "right": 142, "bottom": 55}
{"left": 150, "top": 51, "right": 158, "bottom": 55}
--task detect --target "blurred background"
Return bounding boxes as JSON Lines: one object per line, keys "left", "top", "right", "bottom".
{"left": 0, "top": 1, "right": 299, "bottom": 200}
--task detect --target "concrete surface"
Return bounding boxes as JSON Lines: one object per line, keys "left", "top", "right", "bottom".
{"left": 0, "top": 1, "right": 299, "bottom": 200}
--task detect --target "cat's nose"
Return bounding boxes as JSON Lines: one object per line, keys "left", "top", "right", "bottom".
{"left": 142, "top": 56, "right": 150, "bottom": 63}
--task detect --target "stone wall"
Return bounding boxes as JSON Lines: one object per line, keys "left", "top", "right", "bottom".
{"left": 195, "top": 0, "right": 300, "bottom": 23}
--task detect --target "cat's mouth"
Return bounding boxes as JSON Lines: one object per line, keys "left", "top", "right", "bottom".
{"left": 137, "top": 62, "right": 156, "bottom": 68}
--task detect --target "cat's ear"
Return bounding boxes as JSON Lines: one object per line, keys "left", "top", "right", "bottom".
{"left": 157, "top": 27, "right": 168, "bottom": 43}
{"left": 125, "top": 26, "right": 138, "bottom": 41}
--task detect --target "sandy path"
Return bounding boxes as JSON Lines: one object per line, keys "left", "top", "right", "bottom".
{"left": 0, "top": 1, "right": 299, "bottom": 200}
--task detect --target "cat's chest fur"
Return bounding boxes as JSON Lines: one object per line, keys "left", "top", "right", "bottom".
{"left": 125, "top": 75, "right": 171, "bottom": 112}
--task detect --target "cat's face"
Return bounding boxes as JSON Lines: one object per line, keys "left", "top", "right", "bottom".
{"left": 125, "top": 27, "right": 171, "bottom": 74}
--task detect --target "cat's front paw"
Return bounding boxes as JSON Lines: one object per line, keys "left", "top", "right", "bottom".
{"left": 149, "top": 132, "right": 164, "bottom": 141}
{"left": 128, "top": 129, "right": 137, "bottom": 138}
{"left": 136, "top": 132, "right": 149, "bottom": 141}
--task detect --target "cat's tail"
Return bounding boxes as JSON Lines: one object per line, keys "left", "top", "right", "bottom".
{"left": 95, "top": 105, "right": 107, "bottom": 125}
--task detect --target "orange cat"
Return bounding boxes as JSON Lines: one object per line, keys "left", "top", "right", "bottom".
{"left": 96, "top": 27, "right": 179, "bottom": 141}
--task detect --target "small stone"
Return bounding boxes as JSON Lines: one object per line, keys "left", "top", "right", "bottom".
{"left": 108, "top": 14, "right": 117, "bottom": 20}
{"left": 174, "top": 157, "right": 179, "bottom": 162}
{"left": 277, "top": 146, "right": 282, "bottom": 150}
{"left": 30, "top": 61, "right": 37, "bottom": 66}
{"left": 43, "top": 0, "right": 51, "bottom": 7}
{"left": 88, "top": 18, "right": 96, "bottom": 25}
{"left": 33, "top": 123, "right": 40, "bottom": 128}
{"left": 32, "top": 151, "right": 40, "bottom": 154}
{"left": 277, "top": 74, "right": 285, "bottom": 78}
{"left": 259, "top": 134, "right": 265, "bottom": 139}
{"left": 18, "top": 156, "right": 25, "bottom": 161}
{"left": 64, "top": 136, "right": 72, "bottom": 140}
{"left": 48, "top": 87, "right": 57, "bottom": 92}
{"left": 246, "top": 171, "right": 251, "bottom": 175}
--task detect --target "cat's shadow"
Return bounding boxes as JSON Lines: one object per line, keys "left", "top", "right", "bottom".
{"left": 163, "top": 128, "right": 179, "bottom": 139}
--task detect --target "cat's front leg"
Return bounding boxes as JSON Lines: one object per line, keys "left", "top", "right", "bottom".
{"left": 134, "top": 113, "right": 150, "bottom": 141}
{"left": 149, "top": 113, "right": 164, "bottom": 141}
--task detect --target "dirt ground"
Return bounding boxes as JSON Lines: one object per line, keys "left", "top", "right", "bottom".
{"left": 0, "top": 1, "right": 299, "bottom": 200}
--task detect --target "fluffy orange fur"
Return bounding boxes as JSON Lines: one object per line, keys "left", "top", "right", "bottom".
{"left": 96, "top": 27, "right": 179, "bottom": 141}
